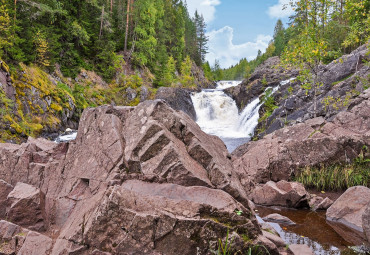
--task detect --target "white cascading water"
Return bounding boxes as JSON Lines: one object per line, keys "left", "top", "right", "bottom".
{"left": 191, "top": 80, "right": 283, "bottom": 152}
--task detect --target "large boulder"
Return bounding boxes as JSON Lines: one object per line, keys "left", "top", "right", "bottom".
{"left": 6, "top": 182, "right": 46, "bottom": 231}
{"left": 155, "top": 87, "right": 197, "bottom": 120}
{"left": 0, "top": 100, "right": 268, "bottom": 254}
{"left": 251, "top": 181, "right": 309, "bottom": 208}
{"left": 232, "top": 89, "right": 370, "bottom": 193}
{"left": 326, "top": 186, "right": 370, "bottom": 244}
{"left": 78, "top": 180, "right": 260, "bottom": 254}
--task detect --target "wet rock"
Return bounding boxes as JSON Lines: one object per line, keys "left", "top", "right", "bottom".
{"left": 309, "top": 196, "right": 333, "bottom": 211}
{"left": 0, "top": 180, "right": 13, "bottom": 218}
{"left": 6, "top": 182, "right": 46, "bottom": 231}
{"left": 155, "top": 87, "right": 197, "bottom": 120}
{"left": 251, "top": 181, "right": 309, "bottom": 208}
{"left": 260, "top": 222, "right": 279, "bottom": 236}
{"left": 363, "top": 204, "right": 370, "bottom": 244}
{"left": 262, "top": 213, "right": 296, "bottom": 225}
{"left": 262, "top": 230, "right": 286, "bottom": 248}
{"left": 288, "top": 244, "right": 314, "bottom": 255}
{"left": 326, "top": 186, "right": 370, "bottom": 245}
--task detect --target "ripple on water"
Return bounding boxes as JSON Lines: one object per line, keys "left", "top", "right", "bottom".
{"left": 255, "top": 206, "right": 359, "bottom": 255}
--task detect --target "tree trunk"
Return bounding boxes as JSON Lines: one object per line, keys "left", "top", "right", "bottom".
{"left": 99, "top": 6, "right": 105, "bottom": 40}
{"left": 111, "top": 0, "right": 113, "bottom": 12}
{"left": 124, "top": 0, "right": 130, "bottom": 52}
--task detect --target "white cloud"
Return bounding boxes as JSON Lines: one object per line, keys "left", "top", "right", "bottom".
{"left": 267, "top": 0, "right": 295, "bottom": 19}
{"left": 206, "top": 26, "right": 272, "bottom": 69}
{"left": 186, "top": 0, "right": 221, "bottom": 23}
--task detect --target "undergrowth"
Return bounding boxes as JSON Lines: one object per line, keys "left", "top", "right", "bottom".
{"left": 294, "top": 148, "right": 370, "bottom": 191}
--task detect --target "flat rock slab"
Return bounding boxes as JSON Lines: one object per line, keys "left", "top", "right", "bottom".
{"left": 326, "top": 186, "right": 370, "bottom": 244}
{"left": 262, "top": 213, "right": 296, "bottom": 225}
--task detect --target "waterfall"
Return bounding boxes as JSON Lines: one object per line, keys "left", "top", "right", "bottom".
{"left": 191, "top": 80, "right": 286, "bottom": 152}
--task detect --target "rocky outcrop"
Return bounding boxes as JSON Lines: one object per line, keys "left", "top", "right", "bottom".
{"left": 155, "top": 87, "right": 197, "bottom": 120}
{"left": 326, "top": 186, "right": 370, "bottom": 245}
{"left": 251, "top": 181, "right": 309, "bottom": 208}
{"left": 254, "top": 44, "right": 370, "bottom": 139}
{"left": 0, "top": 100, "right": 267, "bottom": 254}
{"left": 232, "top": 88, "right": 370, "bottom": 193}
{"left": 224, "top": 56, "right": 298, "bottom": 110}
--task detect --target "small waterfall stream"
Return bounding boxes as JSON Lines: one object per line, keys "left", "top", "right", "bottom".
{"left": 191, "top": 80, "right": 279, "bottom": 152}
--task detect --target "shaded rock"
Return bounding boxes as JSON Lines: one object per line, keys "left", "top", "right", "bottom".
{"left": 251, "top": 181, "right": 309, "bottom": 208}
{"left": 6, "top": 182, "right": 46, "bottom": 231}
{"left": 253, "top": 44, "right": 370, "bottom": 139}
{"left": 288, "top": 244, "right": 314, "bottom": 255}
{"left": 363, "top": 204, "right": 370, "bottom": 244}
{"left": 0, "top": 180, "right": 13, "bottom": 218}
{"left": 262, "top": 213, "right": 296, "bottom": 225}
{"left": 326, "top": 186, "right": 370, "bottom": 245}
{"left": 309, "top": 196, "right": 333, "bottom": 211}
{"left": 155, "top": 87, "right": 197, "bottom": 120}
{"left": 225, "top": 56, "right": 298, "bottom": 110}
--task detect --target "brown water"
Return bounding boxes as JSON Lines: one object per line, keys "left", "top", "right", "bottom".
{"left": 256, "top": 206, "right": 359, "bottom": 255}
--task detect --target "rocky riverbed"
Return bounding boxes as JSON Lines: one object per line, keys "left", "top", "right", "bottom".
{"left": 0, "top": 45, "right": 369, "bottom": 255}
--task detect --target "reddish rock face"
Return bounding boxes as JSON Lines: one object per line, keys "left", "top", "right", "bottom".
{"left": 6, "top": 182, "right": 46, "bottom": 232}
{"left": 363, "top": 204, "right": 370, "bottom": 244}
{"left": 326, "top": 186, "right": 370, "bottom": 245}
{"left": 232, "top": 89, "right": 370, "bottom": 193}
{"left": 0, "top": 100, "right": 263, "bottom": 254}
{"left": 251, "top": 181, "right": 309, "bottom": 208}
{"left": 0, "top": 180, "right": 13, "bottom": 218}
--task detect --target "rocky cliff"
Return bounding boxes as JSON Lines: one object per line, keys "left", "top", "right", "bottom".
{"left": 225, "top": 45, "right": 370, "bottom": 139}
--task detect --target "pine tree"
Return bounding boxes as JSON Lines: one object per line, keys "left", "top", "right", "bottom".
{"left": 273, "top": 19, "right": 286, "bottom": 56}
{"left": 0, "top": 0, "right": 12, "bottom": 57}
{"left": 35, "top": 30, "right": 50, "bottom": 67}
{"left": 194, "top": 11, "right": 208, "bottom": 65}
{"left": 162, "top": 55, "right": 176, "bottom": 87}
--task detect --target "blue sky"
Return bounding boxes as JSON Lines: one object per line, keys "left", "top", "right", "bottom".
{"left": 186, "top": 0, "right": 295, "bottom": 68}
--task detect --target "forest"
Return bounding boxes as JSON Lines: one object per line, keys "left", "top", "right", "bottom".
{"left": 218, "top": 0, "right": 370, "bottom": 80}
{"left": 0, "top": 0, "right": 208, "bottom": 85}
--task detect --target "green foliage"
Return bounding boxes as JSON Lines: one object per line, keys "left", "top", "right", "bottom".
{"left": 295, "top": 148, "right": 370, "bottom": 191}
{"left": 162, "top": 56, "right": 176, "bottom": 87}
{"left": 215, "top": 229, "right": 234, "bottom": 255}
